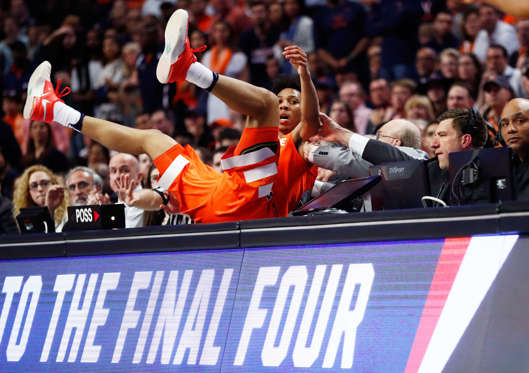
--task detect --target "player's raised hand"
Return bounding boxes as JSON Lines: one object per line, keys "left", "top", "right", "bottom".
{"left": 283, "top": 45, "right": 309, "bottom": 76}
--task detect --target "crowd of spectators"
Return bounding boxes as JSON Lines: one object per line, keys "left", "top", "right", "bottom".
{"left": 0, "top": 0, "right": 528, "bottom": 234}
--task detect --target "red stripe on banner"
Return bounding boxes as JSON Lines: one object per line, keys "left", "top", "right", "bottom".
{"left": 404, "top": 236, "right": 472, "bottom": 373}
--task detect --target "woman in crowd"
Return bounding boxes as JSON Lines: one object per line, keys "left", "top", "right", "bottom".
{"left": 457, "top": 52, "right": 483, "bottom": 99}
{"left": 36, "top": 21, "right": 80, "bottom": 73}
{"left": 138, "top": 153, "right": 153, "bottom": 187}
{"left": 21, "top": 121, "right": 70, "bottom": 174}
{"left": 459, "top": 6, "right": 480, "bottom": 54}
{"left": 269, "top": 1, "right": 287, "bottom": 30}
{"left": 404, "top": 95, "right": 436, "bottom": 128}
{"left": 329, "top": 100, "right": 356, "bottom": 132}
{"left": 439, "top": 48, "right": 460, "bottom": 81}
{"left": 87, "top": 141, "right": 110, "bottom": 169}
{"left": 118, "top": 41, "right": 142, "bottom": 125}
{"left": 94, "top": 35, "right": 126, "bottom": 122}
{"left": 274, "top": 0, "right": 315, "bottom": 74}
{"left": 12, "top": 165, "right": 68, "bottom": 231}
{"left": 142, "top": 164, "right": 166, "bottom": 226}
{"left": 202, "top": 21, "right": 248, "bottom": 125}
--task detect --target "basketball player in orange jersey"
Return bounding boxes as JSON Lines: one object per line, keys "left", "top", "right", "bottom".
{"left": 271, "top": 52, "right": 321, "bottom": 216}
{"left": 24, "top": 9, "right": 319, "bottom": 223}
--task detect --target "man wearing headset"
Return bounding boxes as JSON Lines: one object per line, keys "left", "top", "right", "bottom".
{"left": 498, "top": 98, "right": 529, "bottom": 199}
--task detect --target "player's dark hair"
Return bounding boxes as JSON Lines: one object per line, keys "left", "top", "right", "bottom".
{"left": 272, "top": 74, "right": 301, "bottom": 95}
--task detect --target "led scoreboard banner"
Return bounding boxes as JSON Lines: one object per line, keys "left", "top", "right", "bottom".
{"left": 0, "top": 204, "right": 529, "bottom": 372}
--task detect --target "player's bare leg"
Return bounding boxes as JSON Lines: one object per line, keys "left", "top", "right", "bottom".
{"left": 23, "top": 61, "right": 175, "bottom": 160}
{"left": 156, "top": 9, "right": 278, "bottom": 129}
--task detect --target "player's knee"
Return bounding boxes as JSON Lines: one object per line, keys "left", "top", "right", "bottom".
{"left": 143, "top": 129, "right": 175, "bottom": 155}
{"left": 251, "top": 89, "right": 279, "bottom": 124}
{"left": 249, "top": 88, "right": 277, "bottom": 113}
{"left": 260, "top": 89, "right": 279, "bottom": 111}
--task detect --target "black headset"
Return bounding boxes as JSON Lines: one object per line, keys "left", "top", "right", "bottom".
{"left": 496, "top": 117, "right": 506, "bottom": 146}
{"left": 467, "top": 108, "right": 480, "bottom": 135}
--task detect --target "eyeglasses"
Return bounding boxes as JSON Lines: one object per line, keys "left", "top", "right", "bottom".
{"left": 68, "top": 181, "right": 91, "bottom": 191}
{"left": 499, "top": 112, "right": 529, "bottom": 129}
{"left": 29, "top": 179, "right": 51, "bottom": 190}
{"left": 376, "top": 132, "right": 399, "bottom": 141}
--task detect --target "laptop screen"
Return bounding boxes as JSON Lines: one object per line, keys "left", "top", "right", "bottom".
{"left": 293, "top": 175, "right": 380, "bottom": 214}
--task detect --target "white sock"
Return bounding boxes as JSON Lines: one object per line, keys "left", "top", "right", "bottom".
{"left": 185, "top": 62, "right": 214, "bottom": 89}
{"left": 53, "top": 101, "right": 81, "bottom": 129}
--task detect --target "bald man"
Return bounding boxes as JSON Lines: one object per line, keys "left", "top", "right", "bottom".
{"left": 499, "top": 98, "right": 529, "bottom": 199}
{"left": 109, "top": 153, "right": 144, "bottom": 228}
{"left": 306, "top": 118, "right": 428, "bottom": 179}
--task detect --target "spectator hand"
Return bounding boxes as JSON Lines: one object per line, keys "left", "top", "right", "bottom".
{"left": 283, "top": 45, "right": 309, "bottom": 76}
{"left": 87, "top": 191, "right": 111, "bottom": 205}
{"left": 46, "top": 185, "right": 65, "bottom": 214}
{"left": 115, "top": 174, "right": 139, "bottom": 206}
{"left": 160, "top": 193, "right": 181, "bottom": 214}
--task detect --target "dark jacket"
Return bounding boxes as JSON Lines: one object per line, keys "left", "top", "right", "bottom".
{"left": 513, "top": 156, "right": 529, "bottom": 200}
{"left": 0, "top": 195, "right": 18, "bottom": 234}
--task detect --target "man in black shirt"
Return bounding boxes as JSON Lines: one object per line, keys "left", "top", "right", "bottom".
{"left": 499, "top": 98, "right": 529, "bottom": 199}
{"left": 239, "top": 1, "right": 280, "bottom": 87}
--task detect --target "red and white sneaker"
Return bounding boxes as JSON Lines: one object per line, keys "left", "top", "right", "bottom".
{"left": 156, "top": 9, "right": 206, "bottom": 84}
{"left": 23, "top": 61, "right": 71, "bottom": 123}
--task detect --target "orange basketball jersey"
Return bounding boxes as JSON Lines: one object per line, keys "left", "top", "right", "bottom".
{"left": 272, "top": 133, "right": 317, "bottom": 216}
{"left": 154, "top": 127, "right": 279, "bottom": 223}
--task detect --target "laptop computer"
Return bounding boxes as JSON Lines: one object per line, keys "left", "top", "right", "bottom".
{"left": 291, "top": 175, "right": 381, "bottom": 215}
{"left": 16, "top": 206, "right": 55, "bottom": 233}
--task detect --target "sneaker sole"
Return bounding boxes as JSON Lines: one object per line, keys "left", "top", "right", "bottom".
{"left": 23, "top": 61, "right": 51, "bottom": 119}
{"left": 156, "top": 9, "right": 188, "bottom": 84}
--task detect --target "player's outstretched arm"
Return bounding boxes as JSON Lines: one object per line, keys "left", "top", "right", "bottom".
{"left": 284, "top": 45, "right": 320, "bottom": 144}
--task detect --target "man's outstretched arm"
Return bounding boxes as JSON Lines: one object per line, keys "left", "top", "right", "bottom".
{"left": 314, "top": 113, "right": 414, "bottom": 165}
